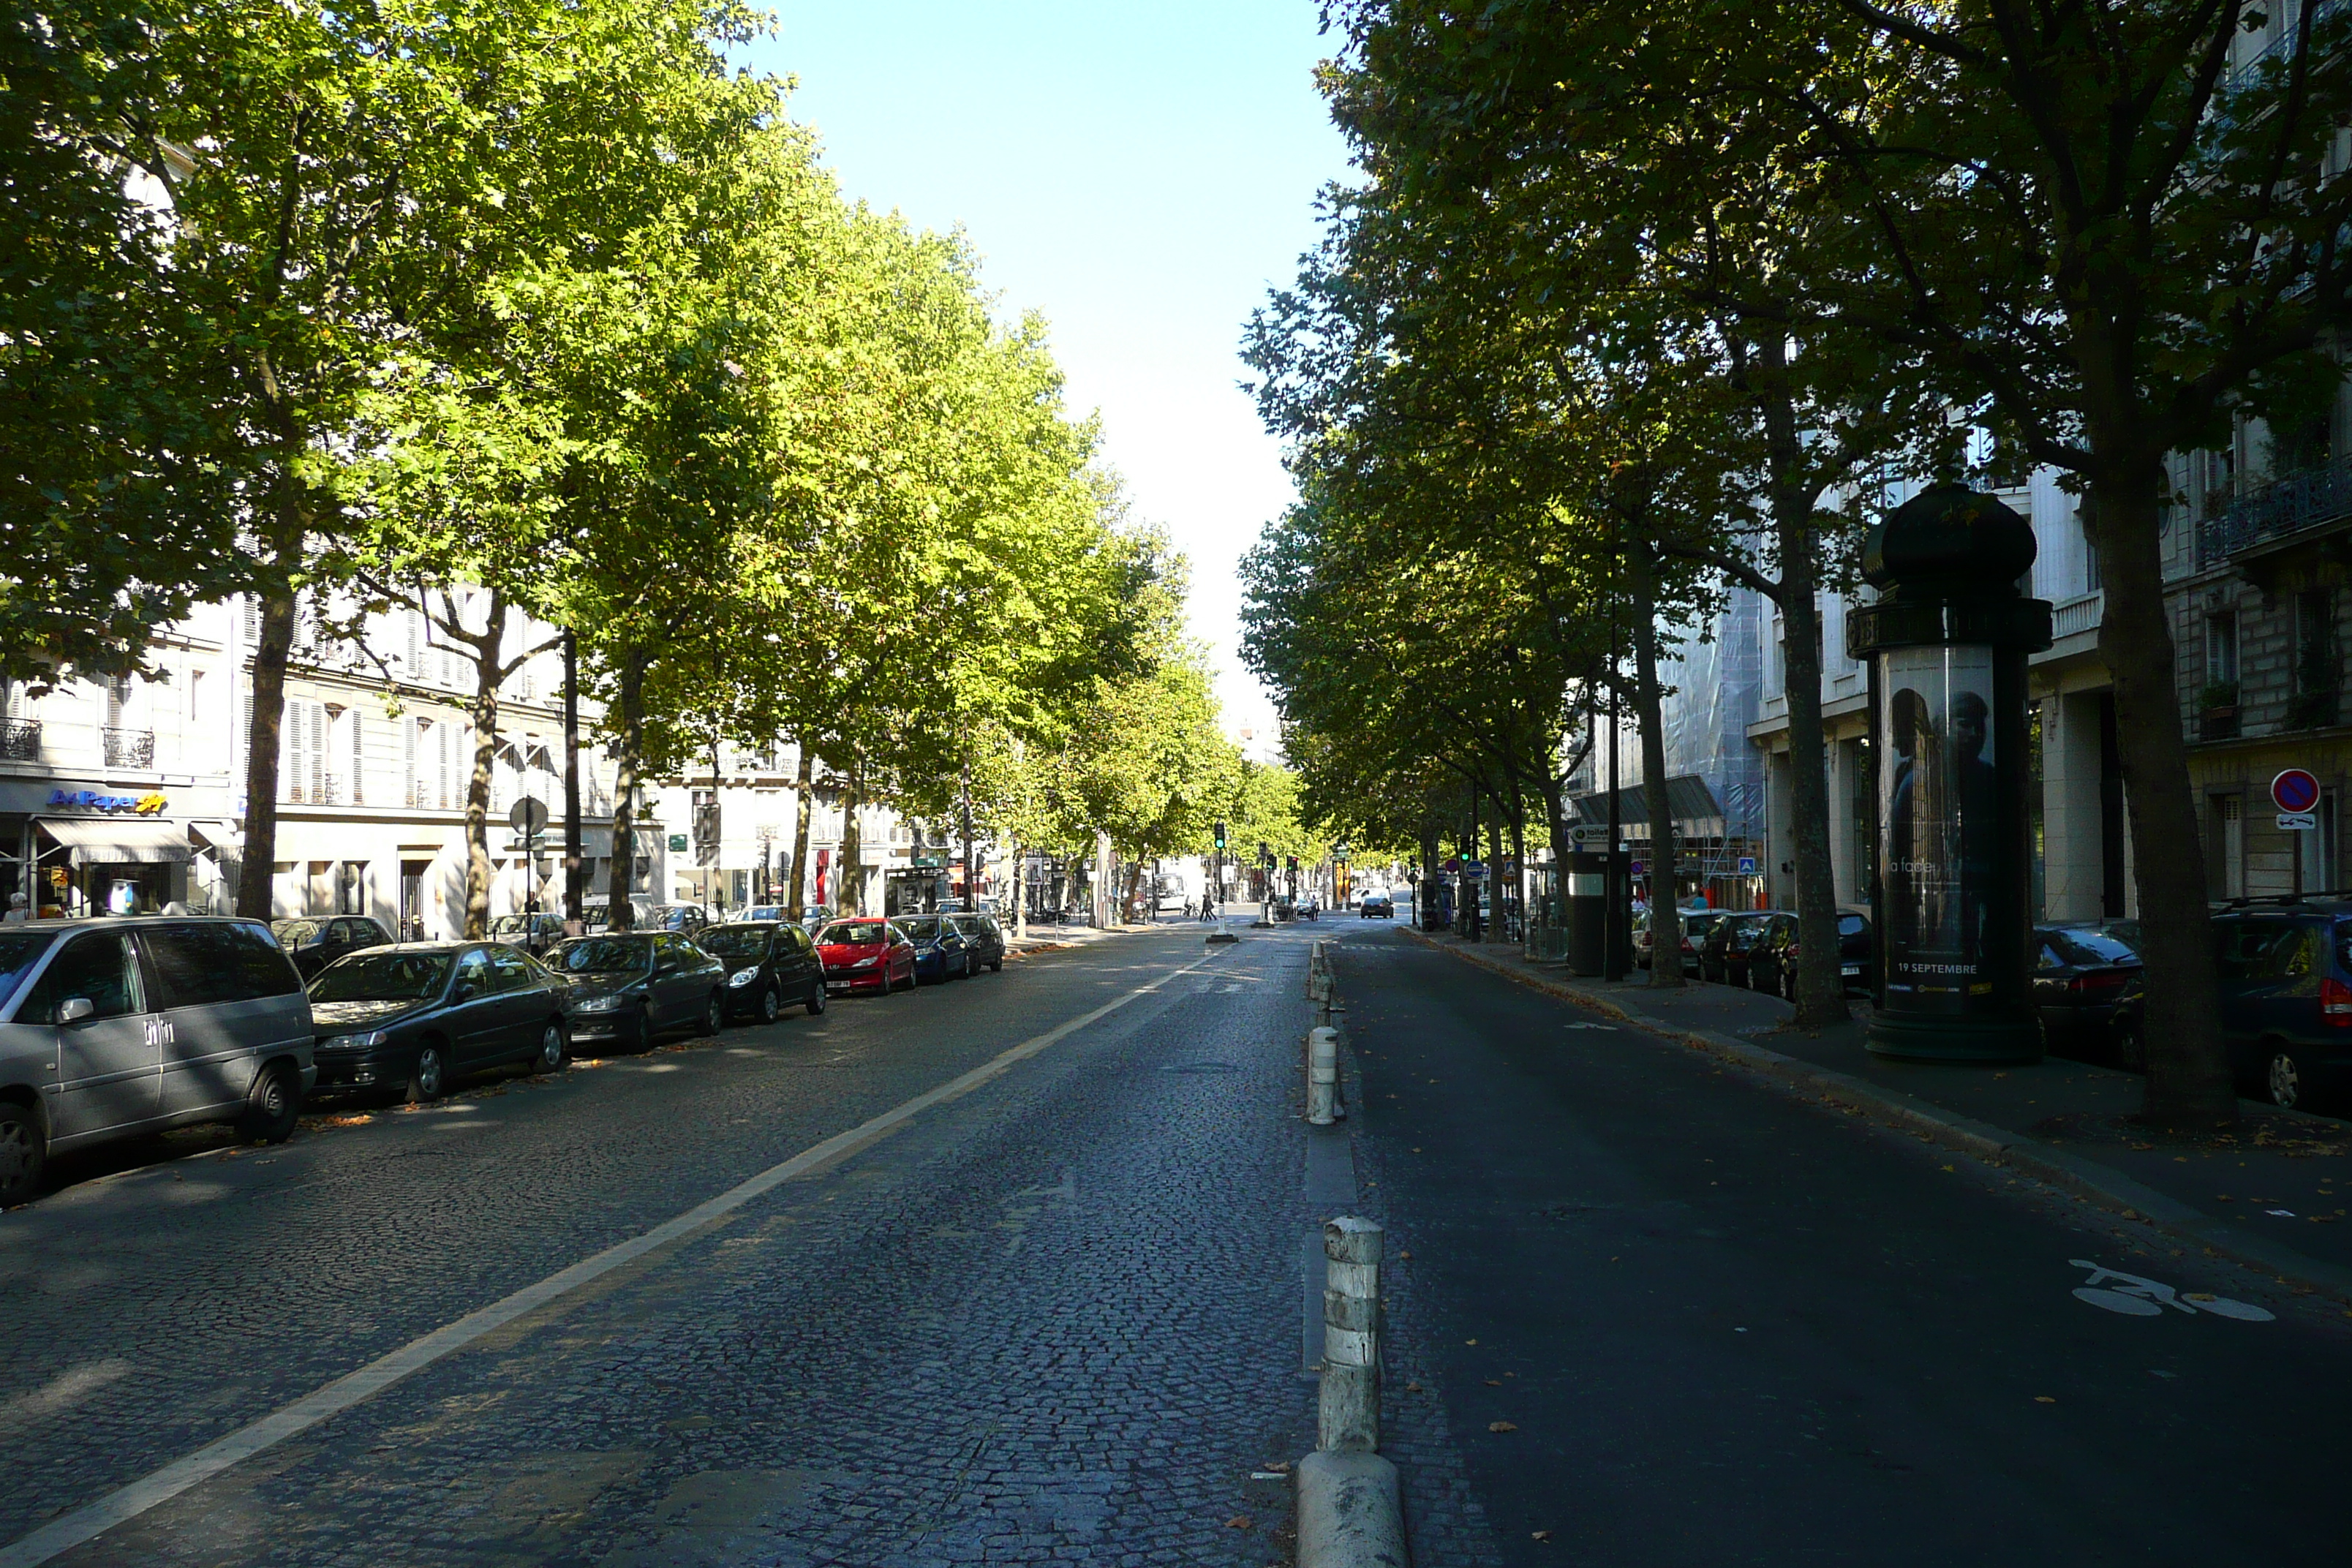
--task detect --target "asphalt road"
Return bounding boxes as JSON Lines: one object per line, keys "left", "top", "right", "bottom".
{"left": 1333, "top": 927, "right": 2352, "bottom": 1567}
{"left": 0, "top": 922, "right": 1324, "bottom": 1567}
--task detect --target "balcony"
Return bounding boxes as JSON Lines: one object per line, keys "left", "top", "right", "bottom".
{"left": 2197, "top": 461, "right": 2352, "bottom": 571}
{"left": 101, "top": 728, "right": 155, "bottom": 769}
{"left": 0, "top": 719, "right": 39, "bottom": 761}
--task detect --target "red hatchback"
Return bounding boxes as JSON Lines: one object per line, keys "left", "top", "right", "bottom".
{"left": 816, "top": 917, "right": 916, "bottom": 995}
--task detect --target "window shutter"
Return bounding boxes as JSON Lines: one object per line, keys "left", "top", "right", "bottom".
{"left": 350, "top": 710, "right": 365, "bottom": 807}
{"left": 407, "top": 719, "right": 422, "bottom": 809}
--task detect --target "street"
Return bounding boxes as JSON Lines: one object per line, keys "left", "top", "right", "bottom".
{"left": 0, "top": 927, "right": 1320, "bottom": 1567}
{"left": 5, "top": 921, "right": 2350, "bottom": 1567}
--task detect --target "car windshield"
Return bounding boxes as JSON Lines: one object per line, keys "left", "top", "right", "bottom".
{"left": 546, "top": 936, "right": 654, "bottom": 974}
{"left": 309, "top": 951, "right": 454, "bottom": 1002}
{"left": 657, "top": 908, "right": 697, "bottom": 930}
{"left": 272, "top": 919, "right": 321, "bottom": 945}
{"left": 698, "top": 927, "right": 772, "bottom": 962}
{"left": 2048, "top": 928, "right": 2141, "bottom": 967}
{"left": 898, "top": 916, "right": 942, "bottom": 939}
{"left": 1839, "top": 914, "right": 1869, "bottom": 935}
{"left": 0, "top": 933, "right": 56, "bottom": 1013}
{"left": 820, "top": 921, "right": 890, "bottom": 946}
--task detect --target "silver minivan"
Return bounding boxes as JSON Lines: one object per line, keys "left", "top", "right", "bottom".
{"left": 0, "top": 916, "right": 315, "bottom": 1202}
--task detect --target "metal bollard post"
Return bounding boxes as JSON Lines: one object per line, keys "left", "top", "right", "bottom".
{"left": 1307, "top": 1025, "right": 1338, "bottom": 1126}
{"left": 1319, "top": 1216, "right": 1382, "bottom": 1452}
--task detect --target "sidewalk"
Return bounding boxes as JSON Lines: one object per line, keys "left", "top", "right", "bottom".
{"left": 1401, "top": 926, "right": 2352, "bottom": 1302}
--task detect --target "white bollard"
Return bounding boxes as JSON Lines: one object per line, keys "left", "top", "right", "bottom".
{"left": 1319, "top": 1216, "right": 1382, "bottom": 1453}
{"left": 1307, "top": 1026, "right": 1339, "bottom": 1126}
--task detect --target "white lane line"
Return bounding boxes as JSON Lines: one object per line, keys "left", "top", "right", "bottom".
{"left": 0, "top": 947, "right": 1214, "bottom": 1568}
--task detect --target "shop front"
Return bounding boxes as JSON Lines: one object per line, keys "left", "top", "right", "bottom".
{"left": 0, "top": 779, "right": 235, "bottom": 918}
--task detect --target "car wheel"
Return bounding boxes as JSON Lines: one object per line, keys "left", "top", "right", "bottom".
{"left": 990, "top": 957, "right": 1003, "bottom": 973}
{"left": 528, "top": 1021, "right": 565, "bottom": 1074}
{"left": 2268, "top": 1044, "right": 2315, "bottom": 1110}
{"left": 0, "top": 1101, "right": 45, "bottom": 1203}
{"left": 758, "top": 984, "right": 781, "bottom": 1025}
{"left": 806, "top": 981, "right": 827, "bottom": 1017}
{"left": 405, "top": 1043, "right": 448, "bottom": 1104}
{"left": 238, "top": 1060, "right": 302, "bottom": 1143}
{"left": 700, "top": 992, "right": 723, "bottom": 1037}
{"left": 623, "top": 1006, "right": 653, "bottom": 1055}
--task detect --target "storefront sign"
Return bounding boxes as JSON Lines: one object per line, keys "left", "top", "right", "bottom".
{"left": 48, "top": 788, "right": 167, "bottom": 815}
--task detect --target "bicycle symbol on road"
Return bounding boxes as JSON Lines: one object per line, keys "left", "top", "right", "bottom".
{"left": 2070, "top": 1260, "right": 2274, "bottom": 1321}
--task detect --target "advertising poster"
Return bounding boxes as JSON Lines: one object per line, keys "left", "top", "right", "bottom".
{"left": 1880, "top": 645, "right": 1997, "bottom": 1012}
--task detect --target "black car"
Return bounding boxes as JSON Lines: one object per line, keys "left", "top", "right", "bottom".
{"left": 2031, "top": 923, "right": 2145, "bottom": 1064}
{"left": 697, "top": 920, "right": 827, "bottom": 1022}
{"left": 1698, "top": 911, "right": 1776, "bottom": 986}
{"left": 309, "top": 942, "right": 568, "bottom": 1102}
{"left": 486, "top": 911, "right": 568, "bottom": 957}
{"left": 894, "top": 914, "right": 974, "bottom": 983}
{"left": 1359, "top": 890, "right": 1392, "bottom": 918}
{"left": 542, "top": 932, "right": 726, "bottom": 1052}
{"left": 1749, "top": 910, "right": 1874, "bottom": 1000}
{"left": 946, "top": 912, "right": 1006, "bottom": 973}
{"left": 271, "top": 914, "right": 396, "bottom": 980}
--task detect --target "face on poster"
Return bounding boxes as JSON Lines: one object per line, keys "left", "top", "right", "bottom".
{"left": 1880, "top": 645, "right": 1997, "bottom": 1005}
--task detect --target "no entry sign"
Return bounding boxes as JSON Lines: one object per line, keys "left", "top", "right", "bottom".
{"left": 2272, "top": 768, "right": 2321, "bottom": 814}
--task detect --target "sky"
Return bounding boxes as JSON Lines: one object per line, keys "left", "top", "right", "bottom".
{"left": 743, "top": 2, "right": 1353, "bottom": 761}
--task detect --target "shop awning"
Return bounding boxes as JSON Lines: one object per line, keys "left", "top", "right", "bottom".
{"left": 38, "top": 818, "right": 192, "bottom": 865}
{"left": 189, "top": 821, "right": 242, "bottom": 853}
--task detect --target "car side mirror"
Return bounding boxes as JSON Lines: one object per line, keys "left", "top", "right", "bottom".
{"left": 56, "top": 997, "right": 94, "bottom": 1025}
{"left": 453, "top": 981, "right": 481, "bottom": 1002}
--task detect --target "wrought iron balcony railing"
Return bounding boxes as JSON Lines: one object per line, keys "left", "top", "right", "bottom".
{"left": 101, "top": 727, "right": 155, "bottom": 768}
{"left": 0, "top": 719, "right": 39, "bottom": 761}
{"left": 2197, "top": 461, "right": 2352, "bottom": 569}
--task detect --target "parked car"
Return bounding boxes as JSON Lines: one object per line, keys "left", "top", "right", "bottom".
{"left": 1360, "top": 890, "right": 1393, "bottom": 919}
{"left": 1749, "top": 910, "right": 1874, "bottom": 1000}
{"left": 640, "top": 904, "right": 712, "bottom": 936}
{"left": 733, "top": 905, "right": 790, "bottom": 924}
{"left": 894, "top": 914, "right": 974, "bottom": 983}
{"left": 947, "top": 912, "right": 1006, "bottom": 972}
{"left": 2206, "top": 902, "right": 2352, "bottom": 1110}
{"left": 1698, "top": 911, "right": 1777, "bottom": 987}
{"left": 0, "top": 917, "right": 314, "bottom": 1201}
{"left": 816, "top": 919, "right": 917, "bottom": 995}
{"left": 310, "top": 942, "right": 568, "bottom": 1101}
{"left": 2031, "top": 923, "right": 2145, "bottom": 1064}
{"left": 270, "top": 914, "right": 396, "bottom": 980}
{"left": 541, "top": 932, "right": 726, "bottom": 1052}
{"left": 696, "top": 920, "right": 826, "bottom": 1022}
{"left": 1634, "top": 908, "right": 1724, "bottom": 976}
{"left": 486, "top": 911, "right": 568, "bottom": 957}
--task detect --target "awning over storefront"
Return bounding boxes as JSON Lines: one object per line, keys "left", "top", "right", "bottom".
{"left": 38, "top": 818, "right": 192, "bottom": 865}
{"left": 189, "top": 821, "right": 243, "bottom": 852}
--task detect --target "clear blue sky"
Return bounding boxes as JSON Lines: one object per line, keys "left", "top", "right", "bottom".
{"left": 743, "top": 2, "right": 1352, "bottom": 755}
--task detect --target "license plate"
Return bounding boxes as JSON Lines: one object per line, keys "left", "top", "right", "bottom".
{"left": 1842, "top": 965, "right": 1861, "bottom": 976}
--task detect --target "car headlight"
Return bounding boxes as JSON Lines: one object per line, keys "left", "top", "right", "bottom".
{"left": 573, "top": 994, "right": 626, "bottom": 1014}
{"left": 851, "top": 955, "right": 878, "bottom": 969}
{"left": 728, "top": 968, "right": 758, "bottom": 987}
{"left": 321, "top": 1030, "right": 388, "bottom": 1051}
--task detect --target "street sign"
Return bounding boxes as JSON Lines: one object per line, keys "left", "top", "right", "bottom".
{"left": 1568, "top": 823, "right": 1610, "bottom": 848}
{"left": 666, "top": 833, "right": 688, "bottom": 853}
{"left": 1630, "top": 860, "right": 1646, "bottom": 877}
{"left": 2272, "top": 768, "right": 2322, "bottom": 814}
{"left": 508, "top": 796, "right": 549, "bottom": 837}
{"left": 1461, "top": 860, "right": 1487, "bottom": 879}
{"left": 1737, "top": 855, "right": 1758, "bottom": 875}
{"left": 2279, "top": 811, "right": 2318, "bottom": 832}
{"left": 1443, "top": 856, "right": 1461, "bottom": 873}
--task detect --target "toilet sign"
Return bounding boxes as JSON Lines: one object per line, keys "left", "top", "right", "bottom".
{"left": 2272, "top": 769, "right": 2321, "bottom": 829}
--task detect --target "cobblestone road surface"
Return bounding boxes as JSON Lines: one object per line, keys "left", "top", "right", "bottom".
{"left": 0, "top": 923, "right": 1329, "bottom": 1566}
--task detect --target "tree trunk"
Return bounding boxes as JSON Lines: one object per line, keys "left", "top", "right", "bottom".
{"left": 461, "top": 592, "right": 508, "bottom": 941}
{"left": 606, "top": 649, "right": 644, "bottom": 931}
{"left": 1632, "top": 559, "right": 1684, "bottom": 989}
{"left": 2089, "top": 465, "right": 2236, "bottom": 1128}
{"left": 1486, "top": 802, "right": 1508, "bottom": 944}
{"left": 787, "top": 739, "right": 813, "bottom": 921}
{"left": 235, "top": 587, "right": 297, "bottom": 920}
{"left": 841, "top": 761, "right": 864, "bottom": 916}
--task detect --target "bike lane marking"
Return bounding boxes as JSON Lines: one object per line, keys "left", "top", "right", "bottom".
{"left": 2068, "top": 1259, "right": 2276, "bottom": 1322}
{"left": 0, "top": 942, "right": 1221, "bottom": 1568}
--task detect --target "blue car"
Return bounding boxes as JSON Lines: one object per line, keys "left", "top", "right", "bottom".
{"left": 2209, "top": 902, "right": 2352, "bottom": 1112}
{"left": 893, "top": 914, "right": 975, "bottom": 984}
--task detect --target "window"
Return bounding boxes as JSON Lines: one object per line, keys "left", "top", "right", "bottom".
{"left": 2212, "top": 795, "right": 2246, "bottom": 899}
{"left": 2079, "top": 508, "right": 2101, "bottom": 592}
{"left": 27, "top": 933, "right": 143, "bottom": 1022}
{"left": 282, "top": 698, "right": 326, "bottom": 803}
{"left": 2207, "top": 612, "right": 2239, "bottom": 689}
{"left": 0, "top": 934, "right": 56, "bottom": 1014}
{"left": 2294, "top": 588, "right": 2338, "bottom": 726}
{"left": 451, "top": 949, "right": 493, "bottom": 996}
{"left": 487, "top": 948, "right": 539, "bottom": 992}
{"left": 143, "top": 922, "right": 303, "bottom": 1006}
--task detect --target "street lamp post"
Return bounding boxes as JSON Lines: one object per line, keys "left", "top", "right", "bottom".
{"left": 1847, "top": 483, "right": 2054, "bottom": 1062}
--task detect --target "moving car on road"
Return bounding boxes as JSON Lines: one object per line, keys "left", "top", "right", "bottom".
{"left": 946, "top": 912, "right": 1006, "bottom": 973}
{"left": 271, "top": 914, "right": 396, "bottom": 979}
{"left": 310, "top": 943, "right": 569, "bottom": 1102}
{"left": 698, "top": 921, "right": 827, "bottom": 1022}
{"left": 1359, "top": 889, "right": 1392, "bottom": 919}
{"left": 1697, "top": 911, "right": 1776, "bottom": 987}
{"left": 542, "top": 932, "right": 725, "bottom": 1052}
{"left": 816, "top": 919, "right": 916, "bottom": 995}
{"left": 0, "top": 916, "right": 314, "bottom": 1201}
{"left": 894, "top": 914, "right": 973, "bottom": 983}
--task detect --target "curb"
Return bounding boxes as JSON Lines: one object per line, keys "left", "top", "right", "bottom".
{"left": 1398, "top": 926, "right": 2352, "bottom": 1306}
{"left": 1294, "top": 1451, "right": 1406, "bottom": 1568}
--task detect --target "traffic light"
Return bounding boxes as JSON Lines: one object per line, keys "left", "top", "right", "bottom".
{"left": 1287, "top": 855, "right": 1299, "bottom": 872}
{"left": 1214, "top": 821, "right": 1227, "bottom": 851}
